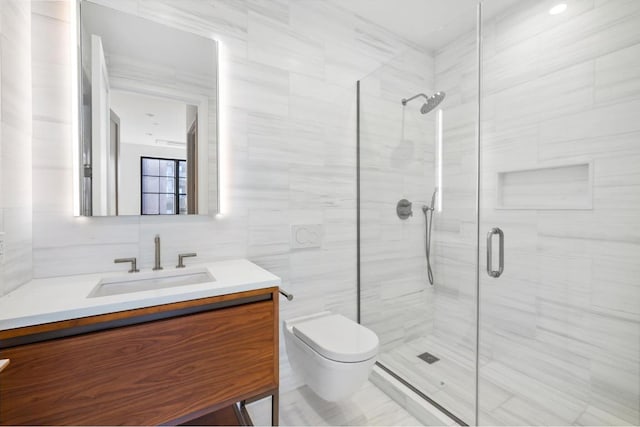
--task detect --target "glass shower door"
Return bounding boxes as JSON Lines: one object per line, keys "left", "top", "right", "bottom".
{"left": 358, "top": 3, "right": 480, "bottom": 423}
{"left": 478, "top": 0, "right": 640, "bottom": 425}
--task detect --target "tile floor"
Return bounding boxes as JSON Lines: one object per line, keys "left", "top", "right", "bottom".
{"left": 246, "top": 380, "right": 422, "bottom": 426}
{"left": 249, "top": 332, "right": 636, "bottom": 426}
{"left": 380, "top": 334, "right": 637, "bottom": 426}
{"left": 379, "top": 334, "right": 476, "bottom": 424}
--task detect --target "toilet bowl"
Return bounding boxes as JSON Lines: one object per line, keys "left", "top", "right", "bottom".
{"left": 284, "top": 311, "right": 379, "bottom": 401}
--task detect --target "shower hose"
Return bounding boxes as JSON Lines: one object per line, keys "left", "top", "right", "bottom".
{"left": 424, "top": 206, "right": 435, "bottom": 285}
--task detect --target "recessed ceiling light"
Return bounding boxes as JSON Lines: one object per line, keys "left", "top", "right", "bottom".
{"left": 549, "top": 3, "right": 567, "bottom": 15}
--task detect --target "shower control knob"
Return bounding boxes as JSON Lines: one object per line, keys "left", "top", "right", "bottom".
{"left": 396, "top": 199, "right": 413, "bottom": 220}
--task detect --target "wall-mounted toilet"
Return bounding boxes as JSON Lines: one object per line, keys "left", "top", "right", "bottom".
{"left": 284, "top": 311, "right": 379, "bottom": 401}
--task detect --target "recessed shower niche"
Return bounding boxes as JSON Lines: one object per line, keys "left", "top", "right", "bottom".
{"left": 496, "top": 162, "right": 592, "bottom": 210}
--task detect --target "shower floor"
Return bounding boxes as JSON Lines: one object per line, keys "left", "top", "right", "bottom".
{"left": 379, "top": 335, "right": 635, "bottom": 426}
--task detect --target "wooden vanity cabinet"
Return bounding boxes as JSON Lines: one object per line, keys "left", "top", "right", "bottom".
{"left": 0, "top": 287, "right": 279, "bottom": 426}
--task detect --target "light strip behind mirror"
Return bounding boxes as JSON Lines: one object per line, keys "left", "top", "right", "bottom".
{"left": 70, "top": 0, "right": 80, "bottom": 216}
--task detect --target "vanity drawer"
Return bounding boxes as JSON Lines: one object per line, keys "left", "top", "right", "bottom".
{"left": 0, "top": 297, "right": 277, "bottom": 425}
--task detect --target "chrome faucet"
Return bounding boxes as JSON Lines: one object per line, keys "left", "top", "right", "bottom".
{"left": 176, "top": 253, "right": 197, "bottom": 268}
{"left": 114, "top": 257, "right": 139, "bottom": 273}
{"left": 153, "top": 235, "right": 163, "bottom": 271}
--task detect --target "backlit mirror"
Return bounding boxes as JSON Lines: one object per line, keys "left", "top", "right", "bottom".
{"left": 78, "top": 0, "right": 218, "bottom": 216}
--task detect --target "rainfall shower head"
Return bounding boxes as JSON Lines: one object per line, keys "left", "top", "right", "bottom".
{"left": 401, "top": 91, "right": 446, "bottom": 115}
{"left": 420, "top": 92, "right": 446, "bottom": 114}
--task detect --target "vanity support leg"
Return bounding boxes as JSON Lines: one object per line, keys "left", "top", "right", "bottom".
{"left": 271, "top": 389, "right": 279, "bottom": 426}
{"left": 238, "top": 388, "right": 278, "bottom": 426}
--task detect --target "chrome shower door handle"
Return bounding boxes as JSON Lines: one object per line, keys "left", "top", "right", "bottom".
{"left": 486, "top": 227, "right": 504, "bottom": 278}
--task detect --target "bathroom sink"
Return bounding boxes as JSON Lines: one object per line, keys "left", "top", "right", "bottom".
{"left": 88, "top": 268, "right": 215, "bottom": 298}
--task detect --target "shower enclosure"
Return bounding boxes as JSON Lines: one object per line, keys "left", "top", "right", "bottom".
{"left": 357, "top": 1, "right": 640, "bottom": 425}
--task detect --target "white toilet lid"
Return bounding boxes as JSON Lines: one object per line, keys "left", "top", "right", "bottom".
{"left": 292, "top": 314, "right": 379, "bottom": 363}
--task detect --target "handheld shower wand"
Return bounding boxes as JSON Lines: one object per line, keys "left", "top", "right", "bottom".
{"left": 422, "top": 188, "right": 438, "bottom": 285}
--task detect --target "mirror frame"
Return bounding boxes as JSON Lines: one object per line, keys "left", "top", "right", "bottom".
{"left": 73, "top": 0, "right": 220, "bottom": 217}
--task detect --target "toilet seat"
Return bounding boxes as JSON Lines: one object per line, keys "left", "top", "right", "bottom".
{"left": 292, "top": 313, "right": 378, "bottom": 363}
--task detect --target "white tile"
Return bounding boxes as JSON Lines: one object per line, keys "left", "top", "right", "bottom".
{"left": 595, "top": 42, "right": 640, "bottom": 103}
{"left": 261, "top": 380, "right": 423, "bottom": 426}
{"left": 1, "top": 0, "right": 32, "bottom": 296}
{"left": 247, "top": 11, "right": 324, "bottom": 79}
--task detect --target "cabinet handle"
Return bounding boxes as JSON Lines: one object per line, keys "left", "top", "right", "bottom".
{"left": 0, "top": 359, "right": 9, "bottom": 373}
{"left": 486, "top": 227, "right": 504, "bottom": 278}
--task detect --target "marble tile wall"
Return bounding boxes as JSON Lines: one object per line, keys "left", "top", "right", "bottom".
{"left": 29, "top": 0, "right": 424, "bottom": 394}
{"left": 431, "top": 0, "right": 640, "bottom": 424}
{"left": 358, "top": 47, "right": 437, "bottom": 352}
{"left": 0, "top": 0, "right": 32, "bottom": 296}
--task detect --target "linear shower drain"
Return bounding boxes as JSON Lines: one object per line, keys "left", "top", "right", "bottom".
{"left": 417, "top": 351, "right": 440, "bottom": 364}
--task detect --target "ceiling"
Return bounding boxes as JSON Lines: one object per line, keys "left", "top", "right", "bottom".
{"left": 337, "top": 0, "right": 521, "bottom": 51}
{"left": 111, "top": 90, "right": 189, "bottom": 148}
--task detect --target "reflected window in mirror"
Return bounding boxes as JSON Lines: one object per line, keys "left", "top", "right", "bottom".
{"left": 141, "top": 157, "right": 187, "bottom": 215}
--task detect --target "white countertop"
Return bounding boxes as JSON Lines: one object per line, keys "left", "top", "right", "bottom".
{"left": 0, "top": 259, "right": 281, "bottom": 331}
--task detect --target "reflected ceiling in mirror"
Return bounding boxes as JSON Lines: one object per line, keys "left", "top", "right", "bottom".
{"left": 78, "top": 0, "right": 218, "bottom": 216}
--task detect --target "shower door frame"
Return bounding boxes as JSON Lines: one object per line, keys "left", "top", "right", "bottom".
{"left": 356, "top": 78, "right": 475, "bottom": 427}
{"left": 355, "top": 3, "right": 484, "bottom": 426}
{"left": 359, "top": 1, "right": 640, "bottom": 425}
{"left": 473, "top": 2, "right": 482, "bottom": 426}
